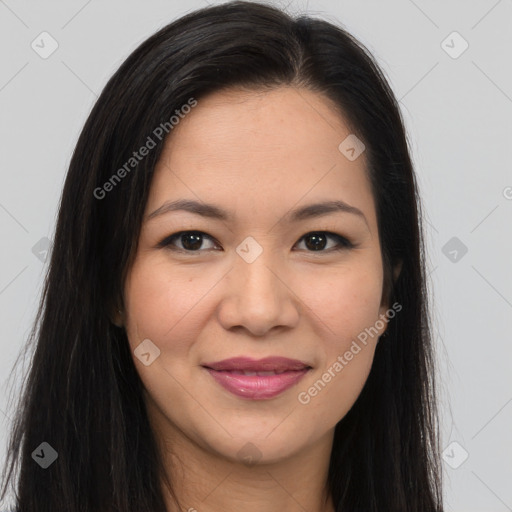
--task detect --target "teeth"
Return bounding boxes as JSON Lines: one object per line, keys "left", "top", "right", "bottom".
{"left": 242, "top": 371, "right": 258, "bottom": 376}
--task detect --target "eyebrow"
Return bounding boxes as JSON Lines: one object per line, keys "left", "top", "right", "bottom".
{"left": 146, "top": 198, "right": 368, "bottom": 226}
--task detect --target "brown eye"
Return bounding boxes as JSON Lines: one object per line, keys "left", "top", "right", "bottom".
{"left": 158, "top": 231, "right": 219, "bottom": 252}
{"left": 295, "top": 232, "right": 353, "bottom": 252}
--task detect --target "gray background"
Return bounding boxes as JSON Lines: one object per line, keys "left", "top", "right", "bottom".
{"left": 1, "top": 0, "right": 511, "bottom": 510}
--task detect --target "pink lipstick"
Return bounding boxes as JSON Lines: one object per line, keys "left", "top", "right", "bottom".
{"left": 202, "top": 356, "right": 311, "bottom": 400}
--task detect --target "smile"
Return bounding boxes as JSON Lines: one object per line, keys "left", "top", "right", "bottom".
{"left": 202, "top": 356, "right": 312, "bottom": 400}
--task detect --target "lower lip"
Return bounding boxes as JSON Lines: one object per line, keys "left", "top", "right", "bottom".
{"left": 204, "top": 368, "right": 310, "bottom": 400}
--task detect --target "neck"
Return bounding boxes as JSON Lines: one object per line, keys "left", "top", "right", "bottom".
{"left": 149, "top": 409, "right": 336, "bottom": 512}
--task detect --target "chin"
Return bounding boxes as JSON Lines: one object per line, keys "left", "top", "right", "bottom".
{"left": 197, "top": 421, "right": 314, "bottom": 466}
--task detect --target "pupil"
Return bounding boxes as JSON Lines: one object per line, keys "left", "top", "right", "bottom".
{"left": 305, "top": 233, "right": 326, "bottom": 251}
{"left": 182, "top": 232, "right": 202, "bottom": 250}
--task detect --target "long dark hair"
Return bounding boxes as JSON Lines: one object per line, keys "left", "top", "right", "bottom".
{"left": 1, "top": 1, "right": 443, "bottom": 510}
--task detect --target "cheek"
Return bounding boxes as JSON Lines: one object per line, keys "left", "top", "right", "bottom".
{"left": 293, "top": 259, "right": 383, "bottom": 418}
{"left": 123, "top": 258, "right": 216, "bottom": 353}
{"left": 122, "top": 259, "right": 207, "bottom": 414}
{"left": 298, "top": 257, "right": 384, "bottom": 345}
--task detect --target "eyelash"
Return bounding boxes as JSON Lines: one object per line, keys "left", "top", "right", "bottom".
{"left": 157, "top": 230, "right": 355, "bottom": 254}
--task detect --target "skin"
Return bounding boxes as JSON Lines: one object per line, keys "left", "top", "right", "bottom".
{"left": 115, "top": 86, "right": 397, "bottom": 512}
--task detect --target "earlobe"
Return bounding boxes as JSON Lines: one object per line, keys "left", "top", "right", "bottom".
{"left": 379, "top": 259, "right": 402, "bottom": 313}
{"left": 112, "top": 309, "right": 123, "bottom": 327}
{"left": 378, "top": 259, "right": 403, "bottom": 339}
{"left": 381, "top": 259, "right": 403, "bottom": 310}
{"left": 108, "top": 303, "right": 124, "bottom": 327}
{"left": 393, "top": 259, "right": 403, "bottom": 282}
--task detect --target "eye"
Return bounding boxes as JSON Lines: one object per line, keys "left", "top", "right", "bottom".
{"left": 157, "top": 231, "right": 220, "bottom": 252}
{"left": 158, "top": 230, "right": 353, "bottom": 253}
{"left": 294, "top": 231, "right": 354, "bottom": 252}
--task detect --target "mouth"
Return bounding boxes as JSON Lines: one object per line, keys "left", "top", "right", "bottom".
{"left": 201, "top": 356, "right": 312, "bottom": 400}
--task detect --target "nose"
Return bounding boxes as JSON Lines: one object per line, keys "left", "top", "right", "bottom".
{"left": 216, "top": 251, "right": 300, "bottom": 337}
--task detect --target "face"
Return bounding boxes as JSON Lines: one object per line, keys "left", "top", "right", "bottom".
{"left": 121, "top": 86, "right": 391, "bottom": 465}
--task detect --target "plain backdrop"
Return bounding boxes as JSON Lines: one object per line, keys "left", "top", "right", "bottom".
{"left": 0, "top": 1, "right": 511, "bottom": 511}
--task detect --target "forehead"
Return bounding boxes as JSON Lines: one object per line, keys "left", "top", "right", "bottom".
{"left": 147, "top": 86, "right": 376, "bottom": 229}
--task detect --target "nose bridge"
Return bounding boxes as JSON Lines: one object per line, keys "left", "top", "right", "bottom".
{"left": 218, "top": 237, "right": 299, "bottom": 335}
{"left": 235, "top": 240, "right": 282, "bottom": 309}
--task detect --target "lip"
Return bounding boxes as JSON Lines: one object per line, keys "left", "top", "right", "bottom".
{"left": 202, "top": 357, "right": 312, "bottom": 400}
{"left": 202, "top": 356, "right": 311, "bottom": 372}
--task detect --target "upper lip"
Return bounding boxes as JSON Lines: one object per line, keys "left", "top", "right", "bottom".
{"left": 202, "top": 356, "right": 311, "bottom": 372}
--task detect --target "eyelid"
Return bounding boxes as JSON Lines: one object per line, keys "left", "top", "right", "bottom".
{"left": 156, "top": 230, "right": 220, "bottom": 252}
{"left": 294, "top": 232, "right": 354, "bottom": 251}
{"left": 157, "top": 230, "right": 355, "bottom": 253}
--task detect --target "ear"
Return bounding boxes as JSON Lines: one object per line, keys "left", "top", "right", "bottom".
{"left": 378, "top": 259, "right": 403, "bottom": 335}
{"left": 111, "top": 310, "right": 123, "bottom": 327}
{"left": 393, "top": 259, "right": 403, "bottom": 283}
{"left": 108, "top": 298, "right": 124, "bottom": 327}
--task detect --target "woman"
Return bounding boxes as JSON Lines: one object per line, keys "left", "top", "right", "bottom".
{"left": 0, "top": 1, "right": 444, "bottom": 510}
